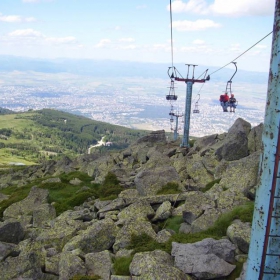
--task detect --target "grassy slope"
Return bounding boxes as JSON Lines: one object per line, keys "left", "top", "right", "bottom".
{"left": 0, "top": 109, "right": 149, "bottom": 165}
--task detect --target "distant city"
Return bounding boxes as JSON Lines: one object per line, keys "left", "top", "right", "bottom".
{"left": 0, "top": 57, "right": 269, "bottom": 138}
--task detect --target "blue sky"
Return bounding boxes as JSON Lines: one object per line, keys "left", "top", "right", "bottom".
{"left": 0, "top": 0, "right": 275, "bottom": 72}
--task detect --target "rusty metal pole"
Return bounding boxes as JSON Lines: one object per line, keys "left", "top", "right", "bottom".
{"left": 246, "top": 0, "right": 280, "bottom": 279}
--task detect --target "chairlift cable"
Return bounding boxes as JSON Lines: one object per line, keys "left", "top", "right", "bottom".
{"left": 169, "top": 0, "right": 174, "bottom": 70}
{"left": 209, "top": 31, "right": 273, "bottom": 76}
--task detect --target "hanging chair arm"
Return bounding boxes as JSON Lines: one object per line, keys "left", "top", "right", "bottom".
{"left": 228, "top": 62, "right": 237, "bottom": 82}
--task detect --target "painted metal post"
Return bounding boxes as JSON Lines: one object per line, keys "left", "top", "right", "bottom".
{"left": 181, "top": 81, "right": 193, "bottom": 147}
{"left": 246, "top": 0, "right": 280, "bottom": 279}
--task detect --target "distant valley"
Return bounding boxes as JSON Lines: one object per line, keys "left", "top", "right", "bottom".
{"left": 0, "top": 56, "right": 269, "bottom": 138}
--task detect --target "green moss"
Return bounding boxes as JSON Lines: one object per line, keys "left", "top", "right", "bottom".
{"left": 156, "top": 182, "right": 181, "bottom": 195}
{"left": 113, "top": 256, "right": 133, "bottom": 276}
{"left": 202, "top": 178, "right": 221, "bottom": 193}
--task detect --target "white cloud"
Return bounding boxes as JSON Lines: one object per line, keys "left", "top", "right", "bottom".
{"left": 0, "top": 13, "right": 36, "bottom": 23}
{"left": 115, "top": 26, "right": 121, "bottom": 31}
{"left": 169, "top": 0, "right": 275, "bottom": 17}
{"left": 95, "top": 39, "right": 111, "bottom": 48}
{"left": 170, "top": 0, "right": 208, "bottom": 15}
{"left": 209, "top": 0, "right": 275, "bottom": 17}
{"left": 192, "top": 39, "right": 205, "bottom": 45}
{"left": 118, "top": 38, "right": 135, "bottom": 43}
{"left": 6, "top": 28, "right": 78, "bottom": 46}
{"left": 173, "top": 19, "right": 221, "bottom": 31}
{"left": 9, "top": 29, "right": 43, "bottom": 37}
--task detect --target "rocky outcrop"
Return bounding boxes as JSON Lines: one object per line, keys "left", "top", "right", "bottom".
{"left": 0, "top": 119, "right": 264, "bottom": 279}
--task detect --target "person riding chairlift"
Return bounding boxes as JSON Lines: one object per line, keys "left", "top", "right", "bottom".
{"left": 219, "top": 92, "right": 229, "bottom": 112}
{"left": 229, "top": 93, "right": 237, "bottom": 112}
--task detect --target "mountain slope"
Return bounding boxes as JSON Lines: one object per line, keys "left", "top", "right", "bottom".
{"left": 0, "top": 108, "right": 149, "bottom": 165}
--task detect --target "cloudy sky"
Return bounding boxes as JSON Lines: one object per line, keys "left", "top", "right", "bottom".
{"left": 0, "top": 0, "right": 275, "bottom": 72}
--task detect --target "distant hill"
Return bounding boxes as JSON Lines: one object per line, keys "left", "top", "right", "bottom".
{"left": 0, "top": 107, "right": 15, "bottom": 115}
{"left": 0, "top": 108, "right": 149, "bottom": 165}
{"left": 0, "top": 55, "right": 268, "bottom": 84}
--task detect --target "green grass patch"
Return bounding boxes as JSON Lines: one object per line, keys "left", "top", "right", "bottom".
{"left": 160, "top": 215, "right": 184, "bottom": 233}
{"left": 113, "top": 256, "right": 133, "bottom": 276}
{"left": 164, "top": 202, "right": 255, "bottom": 251}
{"left": 156, "top": 182, "right": 181, "bottom": 195}
{"left": 127, "top": 233, "right": 168, "bottom": 254}
{"left": 202, "top": 178, "right": 221, "bottom": 193}
{"left": 0, "top": 171, "right": 123, "bottom": 217}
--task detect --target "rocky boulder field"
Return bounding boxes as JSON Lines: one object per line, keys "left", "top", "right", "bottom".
{"left": 0, "top": 118, "right": 263, "bottom": 280}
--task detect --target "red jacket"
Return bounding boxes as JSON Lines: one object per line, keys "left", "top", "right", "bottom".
{"left": 220, "top": 94, "right": 229, "bottom": 102}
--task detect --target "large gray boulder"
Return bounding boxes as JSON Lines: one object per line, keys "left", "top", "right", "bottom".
{"left": 36, "top": 210, "right": 86, "bottom": 251}
{"left": 172, "top": 239, "right": 236, "bottom": 279}
{"left": 113, "top": 219, "right": 157, "bottom": 252}
{"left": 135, "top": 166, "right": 181, "bottom": 196}
{"left": 33, "top": 203, "right": 56, "bottom": 228}
{"left": 0, "top": 220, "right": 24, "bottom": 244}
{"left": 63, "top": 219, "right": 118, "bottom": 253}
{"left": 227, "top": 220, "right": 251, "bottom": 253}
{"left": 215, "top": 118, "right": 251, "bottom": 161}
{"left": 59, "top": 251, "right": 86, "bottom": 280}
{"left": 248, "top": 123, "right": 263, "bottom": 154}
{"left": 0, "top": 251, "right": 44, "bottom": 280}
{"left": 130, "top": 250, "right": 187, "bottom": 280}
{"left": 136, "top": 130, "right": 166, "bottom": 144}
{"left": 3, "top": 186, "right": 49, "bottom": 220}
{"left": 85, "top": 250, "right": 113, "bottom": 280}
{"left": 117, "top": 200, "right": 155, "bottom": 222}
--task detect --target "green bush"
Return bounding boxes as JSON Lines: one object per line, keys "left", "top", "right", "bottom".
{"left": 113, "top": 256, "right": 133, "bottom": 276}
{"left": 103, "top": 172, "right": 120, "bottom": 186}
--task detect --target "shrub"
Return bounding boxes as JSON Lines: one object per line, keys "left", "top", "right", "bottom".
{"left": 103, "top": 172, "right": 120, "bottom": 186}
